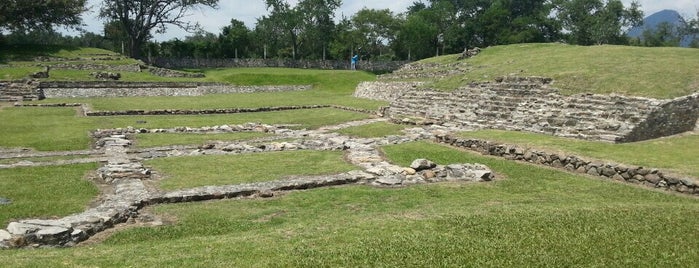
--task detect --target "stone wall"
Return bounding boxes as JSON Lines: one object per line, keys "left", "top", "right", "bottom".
{"left": 385, "top": 77, "right": 699, "bottom": 142}
{"left": 435, "top": 134, "right": 698, "bottom": 196}
{"left": 50, "top": 63, "right": 142, "bottom": 72}
{"left": 36, "top": 81, "right": 311, "bottom": 99}
{"left": 152, "top": 58, "right": 409, "bottom": 72}
{"left": 354, "top": 81, "right": 425, "bottom": 102}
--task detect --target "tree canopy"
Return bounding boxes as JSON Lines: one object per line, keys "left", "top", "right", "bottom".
{"left": 0, "top": 0, "right": 87, "bottom": 32}
{"left": 98, "top": 0, "right": 219, "bottom": 58}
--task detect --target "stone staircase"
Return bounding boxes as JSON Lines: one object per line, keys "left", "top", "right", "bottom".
{"left": 388, "top": 77, "right": 661, "bottom": 142}
{"left": 0, "top": 81, "right": 41, "bottom": 102}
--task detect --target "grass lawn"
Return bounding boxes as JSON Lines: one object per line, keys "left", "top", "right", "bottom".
{"left": 460, "top": 129, "right": 699, "bottom": 177}
{"left": 134, "top": 132, "right": 272, "bottom": 148}
{"left": 0, "top": 142, "right": 696, "bottom": 266}
{"left": 0, "top": 107, "right": 371, "bottom": 151}
{"left": 423, "top": 43, "right": 699, "bottom": 99}
{"left": 150, "top": 151, "right": 357, "bottom": 190}
{"left": 335, "top": 121, "right": 408, "bottom": 138}
{"left": 0, "top": 163, "right": 99, "bottom": 227}
{"left": 40, "top": 68, "right": 385, "bottom": 111}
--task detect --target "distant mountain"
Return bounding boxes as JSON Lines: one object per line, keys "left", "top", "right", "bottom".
{"left": 628, "top": 9, "right": 696, "bottom": 47}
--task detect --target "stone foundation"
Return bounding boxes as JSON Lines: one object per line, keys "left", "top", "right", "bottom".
{"left": 435, "top": 134, "right": 698, "bottom": 195}
{"left": 36, "top": 81, "right": 311, "bottom": 99}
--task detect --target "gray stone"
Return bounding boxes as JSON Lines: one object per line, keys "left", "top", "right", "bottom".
{"left": 7, "top": 222, "right": 40, "bottom": 235}
{"left": 0, "top": 197, "right": 11, "bottom": 205}
{"left": 36, "top": 226, "right": 70, "bottom": 237}
{"left": 410, "top": 159, "right": 436, "bottom": 171}
{"left": 375, "top": 175, "right": 404, "bottom": 186}
{"left": 0, "top": 229, "right": 11, "bottom": 240}
{"left": 601, "top": 167, "right": 617, "bottom": 177}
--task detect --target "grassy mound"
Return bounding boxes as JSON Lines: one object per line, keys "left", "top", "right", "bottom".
{"left": 417, "top": 43, "right": 699, "bottom": 99}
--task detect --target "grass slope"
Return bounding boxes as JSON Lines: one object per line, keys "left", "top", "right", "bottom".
{"left": 423, "top": 43, "right": 699, "bottom": 98}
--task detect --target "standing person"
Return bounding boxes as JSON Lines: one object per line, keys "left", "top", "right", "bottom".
{"left": 351, "top": 54, "right": 359, "bottom": 70}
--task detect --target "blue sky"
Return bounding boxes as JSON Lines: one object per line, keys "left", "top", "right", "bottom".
{"left": 68, "top": 0, "right": 698, "bottom": 41}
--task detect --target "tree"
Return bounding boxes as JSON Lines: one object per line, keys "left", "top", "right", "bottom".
{"left": 297, "top": 0, "right": 341, "bottom": 60}
{"left": 99, "top": 0, "right": 219, "bottom": 59}
{"left": 262, "top": 0, "right": 303, "bottom": 59}
{"left": 0, "top": 0, "right": 87, "bottom": 32}
{"left": 219, "top": 19, "right": 251, "bottom": 58}
{"left": 640, "top": 22, "right": 682, "bottom": 47}
{"left": 351, "top": 8, "right": 401, "bottom": 60}
{"left": 555, "top": 0, "right": 643, "bottom": 45}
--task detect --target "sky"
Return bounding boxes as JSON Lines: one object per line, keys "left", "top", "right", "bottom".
{"left": 67, "top": 0, "right": 699, "bottom": 42}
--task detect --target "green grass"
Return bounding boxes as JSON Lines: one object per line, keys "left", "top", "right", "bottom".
{"left": 0, "top": 155, "right": 93, "bottom": 165}
{"left": 150, "top": 151, "right": 357, "bottom": 190}
{"left": 0, "top": 107, "right": 94, "bottom": 151}
{"left": 134, "top": 132, "right": 272, "bottom": 148}
{"left": 0, "top": 107, "right": 371, "bottom": 151}
{"left": 1, "top": 142, "right": 697, "bottom": 266}
{"left": 0, "top": 163, "right": 99, "bottom": 227}
{"left": 460, "top": 129, "right": 699, "bottom": 177}
{"left": 336, "top": 121, "right": 408, "bottom": 138}
{"left": 424, "top": 43, "right": 699, "bottom": 98}
{"left": 39, "top": 68, "right": 385, "bottom": 111}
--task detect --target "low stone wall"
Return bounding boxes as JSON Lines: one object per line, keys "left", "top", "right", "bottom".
{"left": 385, "top": 77, "right": 699, "bottom": 142}
{"left": 435, "top": 134, "right": 698, "bottom": 196}
{"left": 354, "top": 81, "right": 425, "bottom": 102}
{"left": 50, "top": 63, "right": 142, "bottom": 72}
{"left": 37, "top": 81, "right": 311, "bottom": 98}
{"left": 153, "top": 58, "right": 409, "bottom": 72}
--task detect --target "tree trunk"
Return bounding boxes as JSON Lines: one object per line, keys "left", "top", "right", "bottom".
{"left": 129, "top": 38, "right": 144, "bottom": 60}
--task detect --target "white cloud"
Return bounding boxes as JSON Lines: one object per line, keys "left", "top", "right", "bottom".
{"left": 67, "top": 0, "right": 697, "bottom": 41}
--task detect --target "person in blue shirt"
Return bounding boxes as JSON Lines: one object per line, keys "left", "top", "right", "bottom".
{"left": 351, "top": 54, "right": 359, "bottom": 70}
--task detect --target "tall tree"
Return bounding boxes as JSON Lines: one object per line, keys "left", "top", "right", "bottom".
{"left": 0, "top": 0, "right": 87, "bottom": 32}
{"left": 219, "top": 19, "right": 251, "bottom": 58}
{"left": 351, "top": 8, "right": 401, "bottom": 60}
{"left": 297, "top": 0, "right": 341, "bottom": 60}
{"left": 99, "top": 0, "right": 219, "bottom": 59}
{"left": 555, "top": 0, "right": 643, "bottom": 45}
{"left": 263, "top": 0, "right": 303, "bottom": 59}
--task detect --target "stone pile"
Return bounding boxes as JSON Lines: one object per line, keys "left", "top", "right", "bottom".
{"left": 435, "top": 134, "right": 698, "bottom": 195}
{"left": 457, "top": 47, "right": 481, "bottom": 60}
{"left": 91, "top": 71, "right": 121, "bottom": 80}
{"left": 29, "top": 67, "right": 50, "bottom": 79}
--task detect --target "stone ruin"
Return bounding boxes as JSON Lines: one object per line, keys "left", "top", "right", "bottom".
{"left": 29, "top": 66, "right": 50, "bottom": 79}
{"left": 91, "top": 71, "right": 121, "bottom": 80}
{"left": 457, "top": 47, "right": 481, "bottom": 60}
{"left": 0, "top": 120, "right": 494, "bottom": 249}
{"left": 356, "top": 71, "right": 699, "bottom": 143}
